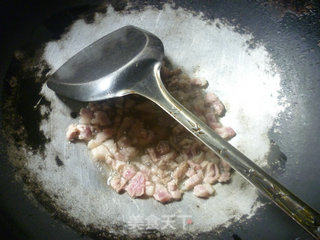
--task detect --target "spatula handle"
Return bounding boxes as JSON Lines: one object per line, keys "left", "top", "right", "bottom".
{"left": 134, "top": 64, "right": 320, "bottom": 239}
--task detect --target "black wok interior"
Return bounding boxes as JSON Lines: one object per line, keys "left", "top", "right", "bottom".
{"left": 0, "top": 0, "right": 319, "bottom": 239}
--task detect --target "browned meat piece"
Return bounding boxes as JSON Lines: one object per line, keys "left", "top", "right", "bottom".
{"left": 156, "top": 141, "right": 170, "bottom": 155}
{"left": 79, "top": 108, "right": 94, "bottom": 124}
{"left": 91, "top": 111, "right": 110, "bottom": 126}
{"left": 117, "top": 117, "right": 133, "bottom": 137}
{"left": 77, "top": 124, "right": 92, "bottom": 140}
{"left": 66, "top": 124, "right": 92, "bottom": 141}
{"left": 125, "top": 172, "right": 146, "bottom": 198}
{"left": 193, "top": 183, "right": 215, "bottom": 198}
{"left": 190, "top": 78, "right": 208, "bottom": 87}
{"left": 66, "top": 124, "right": 79, "bottom": 141}
{"left": 153, "top": 184, "right": 172, "bottom": 203}
{"left": 160, "top": 66, "right": 182, "bottom": 79}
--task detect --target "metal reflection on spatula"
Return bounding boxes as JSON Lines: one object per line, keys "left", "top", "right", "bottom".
{"left": 46, "top": 25, "right": 320, "bottom": 239}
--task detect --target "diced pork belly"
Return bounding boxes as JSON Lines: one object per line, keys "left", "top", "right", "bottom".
{"left": 102, "top": 139, "right": 118, "bottom": 156}
{"left": 79, "top": 108, "right": 94, "bottom": 124}
{"left": 214, "top": 126, "right": 236, "bottom": 140}
{"left": 205, "top": 92, "right": 225, "bottom": 116}
{"left": 91, "top": 145, "right": 109, "bottom": 161}
{"left": 122, "top": 165, "right": 137, "bottom": 180}
{"left": 157, "top": 151, "right": 176, "bottom": 169}
{"left": 187, "top": 160, "right": 202, "bottom": 171}
{"left": 134, "top": 162, "right": 151, "bottom": 178}
{"left": 66, "top": 124, "right": 79, "bottom": 141}
{"left": 77, "top": 124, "right": 92, "bottom": 140}
{"left": 173, "top": 161, "right": 188, "bottom": 182}
{"left": 105, "top": 155, "right": 114, "bottom": 166}
{"left": 110, "top": 175, "right": 127, "bottom": 193}
{"left": 203, "top": 163, "right": 220, "bottom": 184}
{"left": 193, "top": 183, "right": 215, "bottom": 198}
{"left": 167, "top": 180, "right": 182, "bottom": 200}
{"left": 190, "top": 78, "right": 208, "bottom": 87}
{"left": 145, "top": 181, "right": 155, "bottom": 196}
{"left": 112, "top": 160, "right": 126, "bottom": 172}
{"left": 125, "top": 172, "right": 146, "bottom": 198}
{"left": 185, "top": 168, "right": 196, "bottom": 178}
{"left": 182, "top": 171, "right": 204, "bottom": 191}
{"left": 153, "top": 184, "right": 172, "bottom": 203}
{"left": 116, "top": 147, "right": 138, "bottom": 162}
{"left": 87, "top": 128, "right": 113, "bottom": 149}
{"left": 169, "top": 189, "right": 182, "bottom": 200}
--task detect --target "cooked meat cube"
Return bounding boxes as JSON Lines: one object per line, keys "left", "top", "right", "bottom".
{"left": 66, "top": 124, "right": 79, "bottom": 141}
{"left": 205, "top": 92, "right": 225, "bottom": 116}
{"left": 125, "top": 172, "right": 146, "bottom": 198}
{"left": 203, "top": 163, "right": 220, "bottom": 184}
{"left": 193, "top": 183, "right": 215, "bottom": 198}
{"left": 145, "top": 181, "right": 155, "bottom": 196}
{"left": 112, "top": 160, "right": 126, "bottom": 172}
{"left": 173, "top": 161, "right": 188, "bottom": 182}
{"left": 88, "top": 129, "right": 113, "bottom": 149}
{"left": 77, "top": 124, "right": 92, "bottom": 140}
{"left": 182, "top": 171, "right": 203, "bottom": 191}
{"left": 91, "top": 145, "right": 109, "bottom": 161}
{"left": 122, "top": 165, "right": 137, "bottom": 180}
{"left": 190, "top": 78, "right": 207, "bottom": 87}
{"left": 153, "top": 184, "right": 172, "bottom": 203}
{"left": 102, "top": 139, "right": 118, "bottom": 156}
{"left": 185, "top": 168, "right": 196, "bottom": 178}
{"left": 214, "top": 126, "right": 236, "bottom": 139}
{"left": 169, "top": 189, "right": 182, "bottom": 200}
{"left": 110, "top": 175, "right": 127, "bottom": 193}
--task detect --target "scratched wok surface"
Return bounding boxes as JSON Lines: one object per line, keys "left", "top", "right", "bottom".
{"left": 0, "top": 0, "right": 320, "bottom": 240}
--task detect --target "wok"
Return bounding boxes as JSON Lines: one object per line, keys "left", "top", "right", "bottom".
{"left": 0, "top": 0, "right": 319, "bottom": 239}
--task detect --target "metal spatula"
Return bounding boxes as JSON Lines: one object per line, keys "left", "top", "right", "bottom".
{"left": 47, "top": 25, "right": 320, "bottom": 238}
